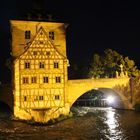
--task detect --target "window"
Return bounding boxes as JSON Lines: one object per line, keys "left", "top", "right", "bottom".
{"left": 56, "top": 76, "right": 61, "bottom": 83}
{"left": 43, "top": 77, "right": 49, "bottom": 83}
{"left": 40, "top": 32, "right": 43, "bottom": 35}
{"left": 25, "top": 30, "right": 31, "bottom": 39}
{"left": 55, "top": 95, "right": 60, "bottom": 100}
{"left": 34, "top": 96, "right": 43, "bottom": 101}
{"left": 34, "top": 96, "right": 38, "bottom": 101}
{"left": 39, "top": 96, "right": 43, "bottom": 100}
{"left": 24, "top": 96, "right": 27, "bottom": 101}
{"left": 46, "top": 51, "right": 50, "bottom": 56}
{"left": 49, "top": 31, "right": 54, "bottom": 40}
{"left": 31, "top": 77, "right": 37, "bottom": 83}
{"left": 39, "top": 62, "right": 45, "bottom": 68}
{"left": 23, "top": 77, "right": 29, "bottom": 84}
{"left": 54, "top": 62, "right": 59, "bottom": 68}
{"left": 33, "top": 51, "right": 37, "bottom": 55}
{"left": 24, "top": 62, "right": 30, "bottom": 69}
{"left": 40, "top": 41, "right": 43, "bottom": 44}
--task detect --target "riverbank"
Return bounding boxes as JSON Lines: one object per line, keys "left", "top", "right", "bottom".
{"left": 11, "top": 112, "right": 73, "bottom": 126}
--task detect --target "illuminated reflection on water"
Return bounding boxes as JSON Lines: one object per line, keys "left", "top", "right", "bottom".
{"left": 0, "top": 107, "right": 140, "bottom": 140}
{"left": 105, "top": 109, "right": 123, "bottom": 139}
{"left": 72, "top": 107, "right": 140, "bottom": 140}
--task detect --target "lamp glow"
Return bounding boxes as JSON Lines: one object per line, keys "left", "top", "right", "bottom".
{"left": 106, "top": 96, "right": 114, "bottom": 104}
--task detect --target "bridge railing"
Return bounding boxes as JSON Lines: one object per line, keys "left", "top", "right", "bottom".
{"left": 73, "top": 99, "right": 109, "bottom": 107}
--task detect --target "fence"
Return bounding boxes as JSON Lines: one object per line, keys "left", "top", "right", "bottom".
{"left": 73, "top": 99, "right": 108, "bottom": 107}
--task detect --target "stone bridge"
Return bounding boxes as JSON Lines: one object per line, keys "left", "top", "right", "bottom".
{"left": 66, "top": 77, "right": 132, "bottom": 109}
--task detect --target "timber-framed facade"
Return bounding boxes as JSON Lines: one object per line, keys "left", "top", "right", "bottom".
{"left": 10, "top": 20, "right": 69, "bottom": 122}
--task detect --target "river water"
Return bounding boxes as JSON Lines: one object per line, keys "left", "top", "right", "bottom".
{"left": 0, "top": 107, "right": 140, "bottom": 140}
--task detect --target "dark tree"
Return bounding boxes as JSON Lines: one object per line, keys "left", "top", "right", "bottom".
{"left": 88, "top": 49, "right": 140, "bottom": 78}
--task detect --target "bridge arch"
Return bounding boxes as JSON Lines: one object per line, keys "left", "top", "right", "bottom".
{"left": 71, "top": 88, "right": 125, "bottom": 109}
{"left": 67, "top": 78, "right": 133, "bottom": 109}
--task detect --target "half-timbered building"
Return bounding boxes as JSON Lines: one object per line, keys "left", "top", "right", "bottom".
{"left": 10, "top": 20, "right": 69, "bottom": 122}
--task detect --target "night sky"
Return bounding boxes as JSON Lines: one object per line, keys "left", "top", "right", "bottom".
{"left": 1, "top": 0, "right": 140, "bottom": 82}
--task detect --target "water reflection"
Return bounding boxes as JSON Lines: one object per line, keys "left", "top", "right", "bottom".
{"left": 74, "top": 107, "right": 126, "bottom": 139}
{"left": 105, "top": 109, "right": 123, "bottom": 140}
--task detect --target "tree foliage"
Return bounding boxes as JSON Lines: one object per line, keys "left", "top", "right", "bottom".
{"left": 88, "top": 49, "right": 140, "bottom": 78}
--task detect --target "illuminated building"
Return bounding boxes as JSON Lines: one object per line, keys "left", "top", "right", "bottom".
{"left": 10, "top": 20, "right": 70, "bottom": 122}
